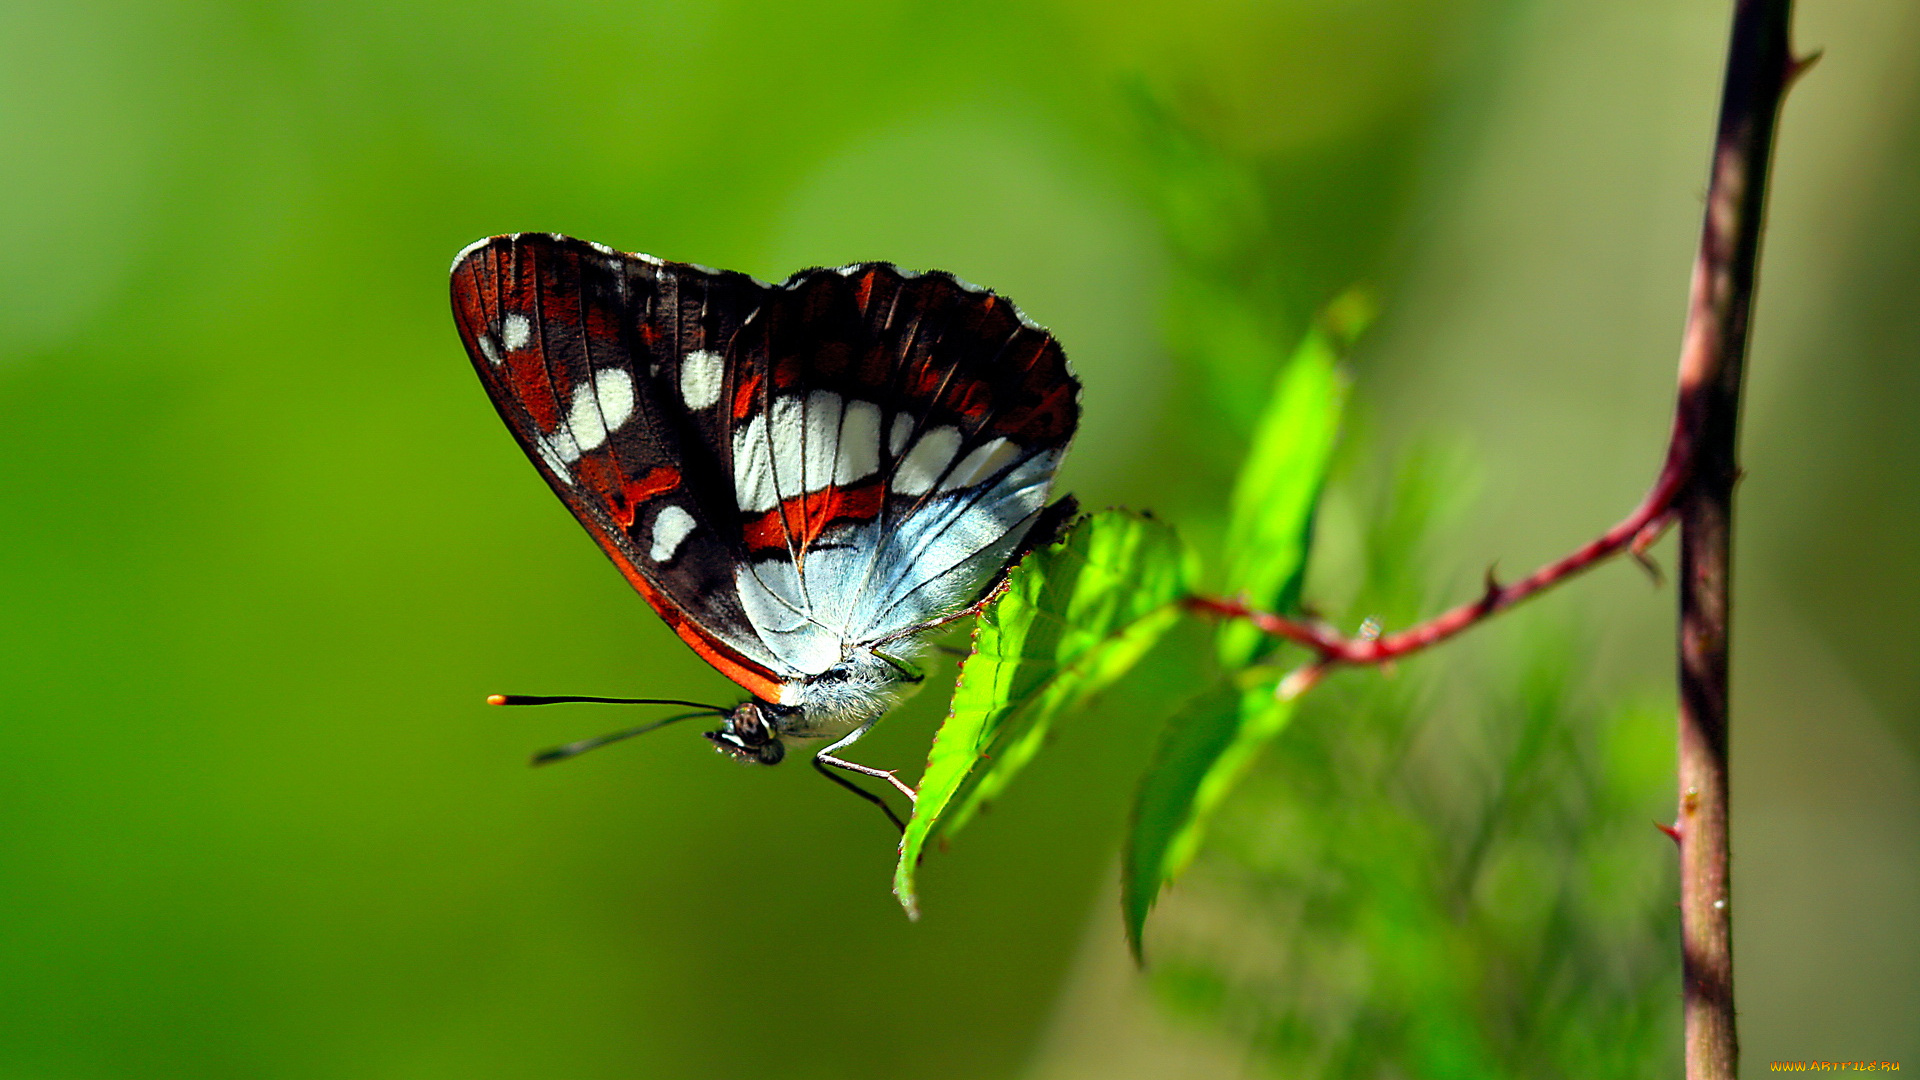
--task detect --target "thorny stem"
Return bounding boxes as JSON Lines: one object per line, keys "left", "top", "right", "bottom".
{"left": 1673, "top": 4, "right": 1804, "bottom": 1078}
{"left": 1194, "top": 2, "right": 1806, "bottom": 1075}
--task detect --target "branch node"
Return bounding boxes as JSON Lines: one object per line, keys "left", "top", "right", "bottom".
{"left": 1631, "top": 510, "right": 1677, "bottom": 585}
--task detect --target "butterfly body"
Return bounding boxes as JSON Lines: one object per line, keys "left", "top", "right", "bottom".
{"left": 451, "top": 233, "right": 1078, "bottom": 809}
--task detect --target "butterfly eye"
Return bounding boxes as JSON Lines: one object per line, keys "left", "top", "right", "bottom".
{"left": 817, "top": 666, "right": 853, "bottom": 684}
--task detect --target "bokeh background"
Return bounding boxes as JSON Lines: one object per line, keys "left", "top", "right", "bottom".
{"left": 3, "top": 0, "right": 1916, "bottom": 1076}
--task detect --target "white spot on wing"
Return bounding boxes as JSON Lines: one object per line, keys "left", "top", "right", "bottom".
{"left": 889, "top": 413, "right": 914, "bottom": 456}
{"left": 940, "top": 437, "right": 1017, "bottom": 491}
{"left": 476, "top": 334, "right": 501, "bottom": 366}
{"left": 565, "top": 389, "right": 604, "bottom": 452}
{"left": 502, "top": 314, "right": 532, "bottom": 351}
{"left": 592, "top": 367, "right": 635, "bottom": 432}
{"left": 680, "top": 349, "right": 724, "bottom": 409}
{"left": 802, "top": 390, "right": 844, "bottom": 492}
{"left": 564, "top": 405, "right": 605, "bottom": 455}
{"left": 770, "top": 396, "right": 805, "bottom": 500}
{"left": 894, "top": 425, "right": 961, "bottom": 496}
{"left": 835, "top": 400, "right": 882, "bottom": 484}
{"left": 548, "top": 367, "right": 634, "bottom": 461}
{"left": 733, "top": 413, "right": 777, "bottom": 512}
{"left": 649, "top": 505, "right": 696, "bottom": 562}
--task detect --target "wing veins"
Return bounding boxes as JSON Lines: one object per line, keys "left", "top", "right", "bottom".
{"left": 834, "top": 293, "right": 984, "bottom": 631}
{"left": 850, "top": 306, "right": 1062, "bottom": 637}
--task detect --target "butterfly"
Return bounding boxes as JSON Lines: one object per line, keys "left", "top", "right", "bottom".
{"left": 450, "top": 233, "right": 1079, "bottom": 829}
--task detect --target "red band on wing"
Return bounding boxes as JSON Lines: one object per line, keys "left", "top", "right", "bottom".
{"left": 743, "top": 483, "right": 886, "bottom": 553}
{"left": 613, "top": 466, "right": 682, "bottom": 528}
{"left": 731, "top": 369, "right": 762, "bottom": 420}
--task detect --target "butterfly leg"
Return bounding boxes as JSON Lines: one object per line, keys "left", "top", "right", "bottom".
{"left": 815, "top": 725, "right": 918, "bottom": 803}
{"left": 811, "top": 756, "right": 907, "bottom": 834}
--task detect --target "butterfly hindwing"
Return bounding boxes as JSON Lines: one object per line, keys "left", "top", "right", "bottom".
{"left": 712, "top": 262, "right": 1079, "bottom": 677}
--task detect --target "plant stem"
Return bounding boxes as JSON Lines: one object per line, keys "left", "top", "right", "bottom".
{"left": 1676, "top": 3, "right": 1803, "bottom": 1077}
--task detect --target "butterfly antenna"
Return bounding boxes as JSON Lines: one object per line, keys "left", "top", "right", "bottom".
{"left": 528, "top": 711, "right": 720, "bottom": 766}
{"left": 488, "top": 694, "right": 729, "bottom": 709}
{"left": 486, "top": 695, "right": 733, "bottom": 766}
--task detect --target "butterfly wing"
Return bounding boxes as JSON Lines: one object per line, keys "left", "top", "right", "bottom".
{"left": 722, "top": 264, "right": 1079, "bottom": 673}
{"left": 449, "top": 233, "right": 793, "bottom": 701}
{"left": 452, "top": 234, "right": 1080, "bottom": 700}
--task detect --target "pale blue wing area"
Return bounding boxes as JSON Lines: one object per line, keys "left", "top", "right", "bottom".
{"left": 731, "top": 446, "right": 1061, "bottom": 673}
{"left": 848, "top": 447, "right": 1063, "bottom": 642}
{"left": 734, "top": 558, "right": 845, "bottom": 675}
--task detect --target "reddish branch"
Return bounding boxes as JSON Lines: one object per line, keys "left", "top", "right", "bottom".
{"left": 1197, "top": 2, "right": 1806, "bottom": 1076}
{"left": 1188, "top": 470, "right": 1680, "bottom": 669}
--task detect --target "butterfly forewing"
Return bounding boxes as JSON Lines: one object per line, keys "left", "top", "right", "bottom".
{"left": 452, "top": 235, "right": 791, "bottom": 700}
{"left": 451, "top": 233, "right": 1079, "bottom": 701}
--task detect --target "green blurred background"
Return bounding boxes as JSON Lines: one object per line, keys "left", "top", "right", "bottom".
{"left": 2, "top": 0, "right": 1915, "bottom": 1076}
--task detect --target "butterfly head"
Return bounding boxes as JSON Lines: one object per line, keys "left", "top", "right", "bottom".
{"left": 704, "top": 700, "right": 789, "bottom": 765}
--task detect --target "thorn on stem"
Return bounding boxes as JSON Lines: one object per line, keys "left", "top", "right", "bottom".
{"left": 1655, "top": 820, "right": 1683, "bottom": 845}
{"left": 1481, "top": 564, "right": 1504, "bottom": 606}
{"left": 1788, "top": 48, "right": 1823, "bottom": 86}
{"left": 1633, "top": 548, "right": 1665, "bottom": 587}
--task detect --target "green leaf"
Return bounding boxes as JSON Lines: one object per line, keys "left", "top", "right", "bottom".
{"left": 1124, "top": 296, "right": 1367, "bottom": 957}
{"left": 893, "top": 510, "right": 1195, "bottom": 919}
{"left": 1215, "top": 296, "right": 1365, "bottom": 668}
{"left": 1123, "top": 669, "right": 1298, "bottom": 959}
